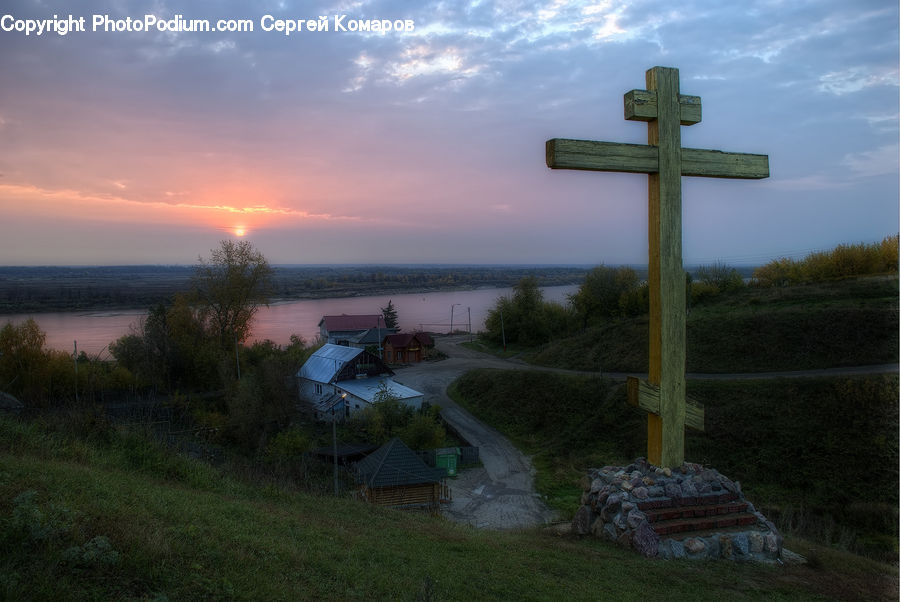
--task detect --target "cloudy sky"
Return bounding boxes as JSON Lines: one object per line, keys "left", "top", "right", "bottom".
{"left": 0, "top": 0, "right": 897, "bottom": 266}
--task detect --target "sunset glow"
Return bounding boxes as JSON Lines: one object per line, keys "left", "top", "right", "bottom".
{"left": 0, "top": 2, "right": 895, "bottom": 266}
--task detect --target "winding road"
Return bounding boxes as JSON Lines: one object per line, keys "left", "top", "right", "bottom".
{"left": 391, "top": 335, "right": 897, "bottom": 530}
{"left": 392, "top": 337, "right": 559, "bottom": 529}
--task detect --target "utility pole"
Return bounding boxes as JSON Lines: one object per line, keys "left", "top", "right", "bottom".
{"left": 234, "top": 334, "right": 241, "bottom": 380}
{"left": 467, "top": 307, "right": 472, "bottom": 341}
{"left": 73, "top": 340, "right": 79, "bottom": 404}
{"left": 450, "top": 303, "right": 460, "bottom": 334}
{"left": 333, "top": 393, "right": 346, "bottom": 496}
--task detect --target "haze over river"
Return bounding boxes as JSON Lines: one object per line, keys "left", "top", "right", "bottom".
{"left": 0, "top": 285, "right": 577, "bottom": 355}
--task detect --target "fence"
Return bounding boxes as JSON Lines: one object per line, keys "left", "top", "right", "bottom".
{"left": 415, "top": 446, "right": 479, "bottom": 470}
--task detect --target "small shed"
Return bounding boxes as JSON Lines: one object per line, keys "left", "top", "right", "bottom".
{"left": 355, "top": 438, "right": 450, "bottom": 509}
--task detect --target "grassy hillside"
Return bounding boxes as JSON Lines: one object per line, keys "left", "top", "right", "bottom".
{"left": 449, "top": 370, "right": 899, "bottom": 563}
{"left": 527, "top": 276, "right": 898, "bottom": 372}
{"left": 3, "top": 416, "right": 887, "bottom": 600}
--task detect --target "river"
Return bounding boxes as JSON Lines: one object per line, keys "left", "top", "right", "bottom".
{"left": 0, "top": 285, "right": 578, "bottom": 355}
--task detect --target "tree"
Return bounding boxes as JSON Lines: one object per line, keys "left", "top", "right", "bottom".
{"left": 569, "top": 265, "right": 639, "bottom": 328}
{"left": 695, "top": 261, "right": 744, "bottom": 293}
{"left": 381, "top": 299, "right": 398, "bottom": 329}
{"left": 110, "top": 295, "right": 219, "bottom": 391}
{"left": 483, "top": 277, "right": 573, "bottom": 346}
{"left": 193, "top": 240, "right": 274, "bottom": 352}
{"left": 0, "top": 319, "right": 48, "bottom": 404}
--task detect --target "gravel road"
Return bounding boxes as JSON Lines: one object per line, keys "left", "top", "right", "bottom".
{"left": 390, "top": 336, "right": 559, "bottom": 530}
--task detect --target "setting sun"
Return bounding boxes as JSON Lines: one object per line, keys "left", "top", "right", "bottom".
{"left": 234, "top": 227, "right": 247, "bottom": 237}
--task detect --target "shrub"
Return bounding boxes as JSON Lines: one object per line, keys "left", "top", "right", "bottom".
{"left": 690, "top": 281, "right": 720, "bottom": 304}
{"left": 6, "top": 490, "right": 73, "bottom": 545}
{"left": 694, "top": 261, "right": 744, "bottom": 293}
{"left": 62, "top": 535, "right": 120, "bottom": 569}
{"left": 754, "top": 235, "right": 899, "bottom": 287}
{"left": 266, "top": 427, "right": 311, "bottom": 460}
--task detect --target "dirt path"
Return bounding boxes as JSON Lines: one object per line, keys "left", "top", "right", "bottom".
{"left": 391, "top": 337, "right": 559, "bottom": 529}
{"left": 391, "top": 336, "right": 897, "bottom": 530}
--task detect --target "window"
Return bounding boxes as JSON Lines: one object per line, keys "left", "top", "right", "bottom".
{"left": 315, "top": 383, "right": 323, "bottom": 395}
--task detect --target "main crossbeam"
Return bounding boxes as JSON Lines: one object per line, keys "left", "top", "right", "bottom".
{"left": 546, "top": 139, "right": 769, "bottom": 179}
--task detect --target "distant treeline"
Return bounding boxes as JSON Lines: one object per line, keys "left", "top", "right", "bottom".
{"left": 0, "top": 265, "right": 591, "bottom": 313}
{"left": 268, "top": 265, "right": 591, "bottom": 297}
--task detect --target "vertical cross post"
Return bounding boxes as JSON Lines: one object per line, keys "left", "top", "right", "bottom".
{"left": 646, "top": 67, "right": 686, "bottom": 467}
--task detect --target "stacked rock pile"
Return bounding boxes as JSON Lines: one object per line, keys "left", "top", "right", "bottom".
{"left": 572, "top": 458, "right": 782, "bottom": 561}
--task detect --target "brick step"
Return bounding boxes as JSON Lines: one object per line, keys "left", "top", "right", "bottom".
{"left": 649, "top": 512, "right": 758, "bottom": 536}
{"left": 637, "top": 491, "right": 738, "bottom": 511}
{"left": 662, "top": 524, "right": 766, "bottom": 542}
{"left": 644, "top": 501, "right": 749, "bottom": 523}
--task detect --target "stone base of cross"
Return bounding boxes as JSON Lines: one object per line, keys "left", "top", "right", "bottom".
{"left": 546, "top": 66, "right": 769, "bottom": 468}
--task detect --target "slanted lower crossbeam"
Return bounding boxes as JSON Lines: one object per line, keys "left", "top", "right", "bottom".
{"left": 627, "top": 377, "right": 704, "bottom": 431}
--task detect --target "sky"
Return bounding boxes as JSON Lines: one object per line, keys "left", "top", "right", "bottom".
{"left": 0, "top": 0, "right": 897, "bottom": 266}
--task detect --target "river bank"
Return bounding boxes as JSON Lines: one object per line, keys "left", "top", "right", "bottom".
{"left": 0, "top": 284, "right": 581, "bottom": 355}
{"left": 0, "top": 264, "right": 589, "bottom": 314}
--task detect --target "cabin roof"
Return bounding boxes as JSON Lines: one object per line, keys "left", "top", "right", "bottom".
{"left": 355, "top": 438, "right": 446, "bottom": 488}
{"left": 383, "top": 332, "right": 434, "bottom": 348}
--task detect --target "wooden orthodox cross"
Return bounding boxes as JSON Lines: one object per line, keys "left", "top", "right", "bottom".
{"left": 546, "top": 66, "right": 769, "bottom": 468}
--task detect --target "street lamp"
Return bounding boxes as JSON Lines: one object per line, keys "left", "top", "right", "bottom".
{"left": 450, "top": 303, "right": 461, "bottom": 334}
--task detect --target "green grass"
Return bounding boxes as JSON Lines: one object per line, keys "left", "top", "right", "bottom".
{"left": 449, "top": 369, "right": 899, "bottom": 564}
{"left": 6, "top": 415, "right": 890, "bottom": 600}
{"left": 526, "top": 276, "right": 898, "bottom": 372}
{"left": 459, "top": 339, "right": 531, "bottom": 359}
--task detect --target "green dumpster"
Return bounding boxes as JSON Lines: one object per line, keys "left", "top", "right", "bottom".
{"left": 435, "top": 447, "right": 460, "bottom": 477}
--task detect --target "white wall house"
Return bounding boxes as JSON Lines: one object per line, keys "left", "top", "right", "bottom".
{"left": 297, "top": 343, "right": 424, "bottom": 422}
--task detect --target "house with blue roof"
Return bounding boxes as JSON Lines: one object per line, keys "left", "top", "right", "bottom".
{"left": 297, "top": 343, "right": 424, "bottom": 421}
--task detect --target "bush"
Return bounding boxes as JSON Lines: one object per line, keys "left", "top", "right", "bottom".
{"left": 690, "top": 281, "right": 720, "bottom": 304}
{"left": 754, "top": 235, "right": 898, "bottom": 287}
{"left": 266, "top": 427, "right": 311, "bottom": 461}
{"left": 618, "top": 282, "right": 650, "bottom": 316}
{"left": 694, "top": 261, "right": 744, "bottom": 293}
{"left": 62, "top": 536, "right": 120, "bottom": 569}
{"left": 346, "top": 390, "right": 446, "bottom": 450}
{"left": 7, "top": 490, "right": 73, "bottom": 545}
{"left": 399, "top": 413, "right": 446, "bottom": 450}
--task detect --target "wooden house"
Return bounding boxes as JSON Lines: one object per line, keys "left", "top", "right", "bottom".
{"left": 355, "top": 438, "right": 450, "bottom": 509}
{"left": 382, "top": 332, "right": 434, "bottom": 364}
